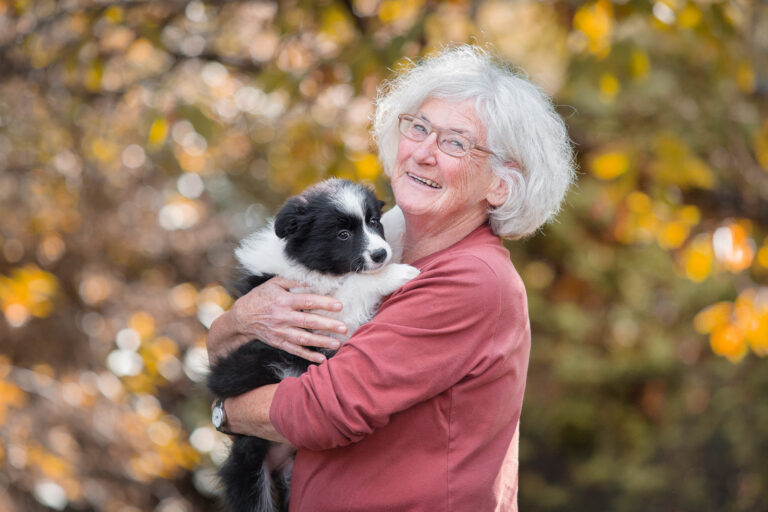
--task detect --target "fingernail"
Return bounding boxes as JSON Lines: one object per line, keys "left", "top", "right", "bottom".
{"left": 314, "top": 355, "right": 326, "bottom": 364}
{"left": 331, "top": 341, "right": 341, "bottom": 349}
{"left": 336, "top": 325, "right": 347, "bottom": 333}
{"left": 332, "top": 302, "right": 342, "bottom": 311}
{"left": 305, "top": 300, "right": 313, "bottom": 308}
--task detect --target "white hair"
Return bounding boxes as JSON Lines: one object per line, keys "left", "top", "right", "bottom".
{"left": 372, "top": 45, "right": 576, "bottom": 239}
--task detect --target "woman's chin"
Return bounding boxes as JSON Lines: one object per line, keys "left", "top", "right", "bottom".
{"left": 393, "top": 191, "right": 438, "bottom": 216}
{"left": 394, "top": 183, "right": 441, "bottom": 208}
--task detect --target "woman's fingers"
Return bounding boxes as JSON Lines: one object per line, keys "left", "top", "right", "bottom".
{"left": 287, "top": 310, "right": 347, "bottom": 335}
{"left": 268, "top": 276, "right": 303, "bottom": 290}
{"left": 273, "top": 333, "right": 329, "bottom": 364}
{"left": 290, "top": 293, "right": 344, "bottom": 313}
{"left": 283, "top": 327, "right": 341, "bottom": 351}
{"left": 270, "top": 276, "right": 344, "bottom": 313}
{"left": 226, "top": 275, "right": 349, "bottom": 362}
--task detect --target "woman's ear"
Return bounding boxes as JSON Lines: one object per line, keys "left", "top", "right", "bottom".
{"left": 486, "top": 161, "right": 519, "bottom": 207}
{"left": 486, "top": 174, "right": 510, "bottom": 208}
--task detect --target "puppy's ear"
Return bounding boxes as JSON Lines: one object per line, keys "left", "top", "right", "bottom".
{"left": 378, "top": 199, "right": 386, "bottom": 212}
{"left": 274, "top": 196, "right": 308, "bottom": 238}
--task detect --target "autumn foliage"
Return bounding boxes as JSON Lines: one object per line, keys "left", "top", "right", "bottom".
{"left": 1, "top": 1, "right": 767, "bottom": 511}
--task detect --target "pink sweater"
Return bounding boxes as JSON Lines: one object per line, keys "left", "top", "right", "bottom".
{"left": 270, "top": 224, "right": 530, "bottom": 511}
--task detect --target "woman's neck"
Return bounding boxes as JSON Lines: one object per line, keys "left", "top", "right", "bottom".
{"left": 401, "top": 211, "right": 488, "bottom": 264}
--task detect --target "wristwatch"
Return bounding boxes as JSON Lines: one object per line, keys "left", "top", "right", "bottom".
{"left": 212, "top": 398, "right": 233, "bottom": 434}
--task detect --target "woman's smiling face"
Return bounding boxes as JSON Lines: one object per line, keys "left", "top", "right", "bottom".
{"left": 391, "top": 97, "right": 505, "bottom": 230}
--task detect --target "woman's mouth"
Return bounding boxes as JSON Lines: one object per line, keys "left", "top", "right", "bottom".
{"left": 406, "top": 172, "right": 441, "bottom": 189}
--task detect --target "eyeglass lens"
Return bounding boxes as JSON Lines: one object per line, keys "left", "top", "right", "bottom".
{"left": 399, "top": 115, "right": 471, "bottom": 157}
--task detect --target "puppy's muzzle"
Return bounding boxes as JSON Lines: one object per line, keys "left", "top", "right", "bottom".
{"left": 361, "top": 246, "right": 392, "bottom": 272}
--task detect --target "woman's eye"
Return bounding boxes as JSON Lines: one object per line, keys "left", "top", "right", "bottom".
{"left": 337, "top": 230, "right": 351, "bottom": 240}
{"left": 413, "top": 122, "right": 429, "bottom": 134}
{"left": 447, "top": 137, "right": 467, "bottom": 150}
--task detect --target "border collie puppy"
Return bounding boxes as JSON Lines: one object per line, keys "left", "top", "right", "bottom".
{"left": 208, "top": 179, "right": 418, "bottom": 512}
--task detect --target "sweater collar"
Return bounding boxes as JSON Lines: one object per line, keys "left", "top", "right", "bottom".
{"left": 411, "top": 222, "right": 500, "bottom": 268}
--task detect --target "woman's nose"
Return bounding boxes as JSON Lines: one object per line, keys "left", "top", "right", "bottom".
{"left": 413, "top": 132, "right": 439, "bottom": 162}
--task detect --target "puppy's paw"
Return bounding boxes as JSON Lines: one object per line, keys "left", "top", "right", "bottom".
{"left": 387, "top": 263, "right": 420, "bottom": 287}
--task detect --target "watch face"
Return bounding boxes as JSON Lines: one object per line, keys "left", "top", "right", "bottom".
{"left": 212, "top": 405, "right": 223, "bottom": 428}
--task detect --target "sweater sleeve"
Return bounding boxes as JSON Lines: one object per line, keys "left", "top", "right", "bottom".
{"left": 269, "top": 253, "right": 528, "bottom": 451}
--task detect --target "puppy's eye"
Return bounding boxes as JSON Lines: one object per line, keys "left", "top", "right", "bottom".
{"left": 337, "top": 230, "right": 351, "bottom": 240}
{"left": 368, "top": 217, "right": 380, "bottom": 226}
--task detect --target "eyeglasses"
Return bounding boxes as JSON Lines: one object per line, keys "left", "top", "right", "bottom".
{"left": 397, "top": 113, "right": 498, "bottom": 158}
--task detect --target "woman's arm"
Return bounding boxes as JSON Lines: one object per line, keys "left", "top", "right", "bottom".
{"left": 223, "top": 384, "right": 288, "bottom": 443}
{"left": 206, "top": 276, "right": 349, "bottom": 365}
{"left": 269, "top": 254, "right": 528, "bottom": 451}
{"left": 207, "top": 276, "right": 350, "bottom": 438}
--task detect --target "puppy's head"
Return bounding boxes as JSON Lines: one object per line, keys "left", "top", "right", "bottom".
{"left": 275, "top": 179, "right": 392, "bottom": 275}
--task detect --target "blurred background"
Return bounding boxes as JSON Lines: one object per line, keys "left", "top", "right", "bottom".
{"left": 1, "top": 0, "right": 767, "bottom": 510}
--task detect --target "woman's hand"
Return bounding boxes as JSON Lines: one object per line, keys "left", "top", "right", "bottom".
{"left": 206, "top": 276, "right": 348, "bottom": 365}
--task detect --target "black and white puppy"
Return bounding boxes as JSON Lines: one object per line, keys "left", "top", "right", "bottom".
{"left": 208, "top": 178, "right": 417, "bottom": 512}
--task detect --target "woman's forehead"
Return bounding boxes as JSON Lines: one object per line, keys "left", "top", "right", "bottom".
{"left": 416, "top": 98, "right": 484, "bottom": 137}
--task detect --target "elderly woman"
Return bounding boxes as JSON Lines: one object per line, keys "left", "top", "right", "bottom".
{"left": 206, "top": 45, "right": 575, "bottom": 510}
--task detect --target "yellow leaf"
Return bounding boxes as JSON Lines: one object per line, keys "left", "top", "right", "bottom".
{"left": 574, "top": 0, "right": 613, "bottom": 57}
{"left": 694, "top": 301, "right": 731, "bottom": 334}
{"left": 757, "top": 243, "right": 768, "bottom": 268}
{"left": 85, "top": 60, "right": 103, "bottom": 92}
{"left": 652, "top": 133, "right": 715, "bottom": 189}
{"left": 91, "top": 137, "right": 117, "bottom": 162}
{"left": 658, "top": 221, "right": 689, "bottom": 249}
{"left": 0, "top": 380, "right": 28, "bottom": 408}
{"left": 684, "top": 235, "right": 713, "bottom": 282}
{"left": 378, "top": 0, "right": 422, "bottom": 24}
{"left": 590, "top": 151, "right": 629, "bottom": 180}
{"left": 104, "top": 5, "right": 124, "bottom": 24}
{"left": 148, "top": 118, "right": 169, "bottom": 147}
{"left": 320, "top": 5, "right": 355, "bottom": 45}
{"left": 352, "top": 153, "right": 381, "bottom": 181}
{"left": 378, "top": 0, "right": 402, "bottom": 22}
{"left": 677, "top": 205, "right": 700, "bottom": 226}
{"left": 746, "top": 310, "right": 768, "bottom": 357}
{"left": 710, "top": 324, "right": 748, "bottom": 362}
{"left": 599, "top": 72, "right": 620, "bottom": 102}
{"left": 0, "top": 265, "right": 59, "bottom": 326}
{"left": 677, "top": 4, "right": 701, "bottom": 29}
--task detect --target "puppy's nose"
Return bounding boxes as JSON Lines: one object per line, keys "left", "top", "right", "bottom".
{"left": 370, "top": 249, "right": 388, "bottom": 264}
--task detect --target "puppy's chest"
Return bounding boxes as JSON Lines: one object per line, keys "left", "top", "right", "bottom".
{"left": 290, "top": 275, "right": 375, "bottom": 342}
{"left": 289, "top": 273, "right": 350, "bottom": 298}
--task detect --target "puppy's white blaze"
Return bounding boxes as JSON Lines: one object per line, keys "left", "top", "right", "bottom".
{"left": 333, "top": 185, "right": 366, "bottom": 219}
{"left": 361, "top": 226, "right": 391, "bottom": 270}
